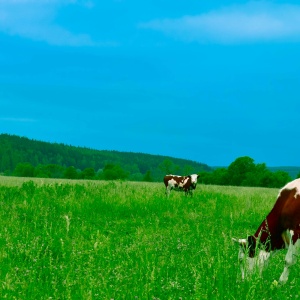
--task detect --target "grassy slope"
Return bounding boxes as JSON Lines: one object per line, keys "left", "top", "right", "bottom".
{"left": 0, "top": 176, "right": 299, "bottom": 299}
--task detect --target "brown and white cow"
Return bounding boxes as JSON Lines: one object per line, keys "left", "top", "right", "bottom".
{"left": 164, "top": 174, "right": 199, "bottom": 197}
{"left": 233, "top": 178, "right": 300, "bottom": 284}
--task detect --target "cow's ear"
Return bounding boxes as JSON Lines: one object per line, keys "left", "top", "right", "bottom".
{"left": 232, "top": 238, "right": 247, "bottom": 249}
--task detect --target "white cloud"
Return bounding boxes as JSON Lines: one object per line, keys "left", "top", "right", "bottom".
{"left": 140, "top": 2, "right": 300, "bottom": 43}
{"left": 0, "top": 0, "right": 95, "bottom": 46}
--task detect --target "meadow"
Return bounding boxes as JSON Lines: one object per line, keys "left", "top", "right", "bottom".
{"left": 0, "top": 176, "right": 299, "bottom": 299}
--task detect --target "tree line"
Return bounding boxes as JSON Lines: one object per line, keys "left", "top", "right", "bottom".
{"left": 0, "top": 134, "right": 298, "bottom": 188}
{"left": 199, "top": 156, "right": 296, "bottom": 188}
{"left": 10, "top": 156, "right": 297, "bottom": 188}
{"left": 0, "top": 134, "right": 209, "bottom": 181}
{"left": 12, "top": 162, "right": 130, "bottom": 181}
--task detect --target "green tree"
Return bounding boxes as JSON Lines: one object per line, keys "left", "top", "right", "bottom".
{"left": 129, "top": 172, "right": 143, "bottom": 181}
{"left": 13, "top": 162, "right": 35, "bottom": 177}
{"left": 197, "top": 171, "right": 213, "bottom": 184}
{"left": 103, "top": 164, "right": 128, "bottom": 180}
{"left": 34, "top": 164, "right": 50, "bottom": 178}
{"left": 64, "top": 166, "right": 78, "bottom": 179}
{"left": 212, "top": 168, "right": 229, "bottom": 185}
{"left": 242, "top": 163, "right": 269, "bottom": 187}
{"left": 34, "top": 164, "right": 64, "bottom": 178}
{"left": 269, "top": 171, "right": 291, "bottom": 188}
{"left": 45, "top": 164, "right": 64, "bottom": 178}
{"left": 143, "top": 170, "right": 153, "bottom": 182}
{"left": 227, "top": 156, "right": 256, "bottom": 186}
{"left": 159, "top": 159, "right": 179, "bottom": 175}
{"left": 183, "top": 165, "right": 194, "bottom": 175}
{"left": 81, "top": 168, "right": 96, "bottom": 180}
{"left": 0, "top": 152, "right": 12, "bottom": 173}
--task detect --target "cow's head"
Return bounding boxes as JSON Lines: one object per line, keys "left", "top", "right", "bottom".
{"left": 232, "top": 236, "right": 270, "bottom": 280}
{"left": 189, "top": 174, "right": 199, "bottom": 187}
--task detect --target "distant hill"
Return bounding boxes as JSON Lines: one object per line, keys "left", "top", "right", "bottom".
{"left": 0, "top": 134, "right": 211, "bottom": 181}
{"left": 268, "top": 167, "right": 300, "bottom": 179}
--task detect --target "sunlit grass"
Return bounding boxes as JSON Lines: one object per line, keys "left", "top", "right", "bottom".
{"left": 0, "top": 176, "right": 299, "bottom": 299}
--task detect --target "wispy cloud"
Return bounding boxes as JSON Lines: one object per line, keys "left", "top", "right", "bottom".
{"left": 140, "top": 2, "right": 300, "bottom": 43}
{"left": 0, "top": 0, "right": 95, "bottom": 46}
{"left": 0, "top": 117, "right": 37, "bottom": 123}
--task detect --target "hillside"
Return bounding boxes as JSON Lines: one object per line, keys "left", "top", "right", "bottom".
{"left": 0, "top": 134, "right": 211, "bottom": 181}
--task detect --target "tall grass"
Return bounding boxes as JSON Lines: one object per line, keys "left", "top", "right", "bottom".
{"left": 0, "top": 177, "right": 299, "bottom": 299}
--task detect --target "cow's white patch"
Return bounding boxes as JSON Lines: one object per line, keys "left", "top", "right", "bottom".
{"left": 168, "top": 178, "right": 177, "bottom": 188}
{"left": 235, "top": 238, "right": 270, "bottom": 279}
{"left": 179, "top": 177, "right": 189, "bottom": 187}
{"left": 279, "top": 178, "right": 300, "bottom": 198}
{"left": 279, "top": 230, "right": 300, "bottom": 283}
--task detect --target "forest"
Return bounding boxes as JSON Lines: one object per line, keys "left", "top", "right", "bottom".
{"left": 0, "top": 134, "right": 210, "bottom": 182}
{"left": 0, "top": 134, "right": 298, "bottom": 188}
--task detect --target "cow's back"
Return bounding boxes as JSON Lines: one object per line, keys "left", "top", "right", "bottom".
{"left": 280, "top": 189, "right": 300, "bottom": 238}
{"left": 164, "top": 175, "right": 184, "bottom": 188}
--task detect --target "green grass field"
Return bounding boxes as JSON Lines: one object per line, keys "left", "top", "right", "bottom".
{"left": 0, "top": 176, "right": 299, "bottom": 299}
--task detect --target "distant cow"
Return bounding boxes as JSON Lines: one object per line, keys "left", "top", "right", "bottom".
{"left": 164, "top": 174, "right": 199, "bottom": 197}
{"left": 233, "top": 178, "right": 300, "bottom": 284}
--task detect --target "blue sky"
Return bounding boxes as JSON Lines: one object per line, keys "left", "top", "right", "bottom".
{"left": 1, "top": 0, "right": 300, "bottom": 167}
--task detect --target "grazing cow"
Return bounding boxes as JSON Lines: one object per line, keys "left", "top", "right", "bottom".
{"left": 233, "top": 178, "right": 300, "bottom": 284}
{"left": 164, "top": 174, "right": 199, "bottom": 197}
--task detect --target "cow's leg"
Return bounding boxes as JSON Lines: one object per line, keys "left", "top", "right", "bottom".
{"left": 165, "top": 186, "right": 171, "bottom": 197}
{"left": 257, "top": 250, "right": 271, "bottom": 276}
{"left": 185, "top": 189, "right": 191, "bottom": 196}
{"left": 279, "top": 230, "right": 300, "bottom": 284}
{"left": 184, "top": 188, "right": 191, "bottom": 197}
{"left": 165, "top": 188, "right": 169, "bottom": 197}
